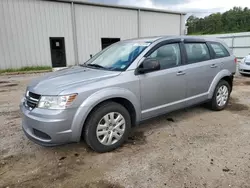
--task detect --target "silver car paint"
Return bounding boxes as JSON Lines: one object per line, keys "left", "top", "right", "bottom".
{"left": 28, "top": 66, "right": 122, "bottom": 95}
{"left": 238, "top": 57, "right": 250, "bottom": 75}
{"left": 139, "top": 65, "right": 186, "bottom": 119}
{"left": 238, "top": 63, "right": 250, "bottom": 75}
{"left": 20, "top": 36, "right": 236, "bottom": 146}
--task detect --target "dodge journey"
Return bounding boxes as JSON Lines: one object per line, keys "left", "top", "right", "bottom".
{"left": 20, "top": 36, "right": 236, "bottom": 152}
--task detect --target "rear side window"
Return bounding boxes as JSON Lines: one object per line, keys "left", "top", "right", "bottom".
{"left": 184, "top": 43, "right": 210, "bottom": 64}
{"left": 210, "top": 43, "right": 230, "bottom": 58}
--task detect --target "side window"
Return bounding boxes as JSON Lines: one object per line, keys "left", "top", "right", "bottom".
{"left": 210, "top": 43, "right": 230, "bottom": 58}
{"left": 184, "top": 43, "right": 210, "bottom": 64}
{"left": 148, "top": 43, "right": 181, "bottom": 70}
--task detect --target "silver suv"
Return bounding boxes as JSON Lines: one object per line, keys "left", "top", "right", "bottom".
{"left": 20, "top": 36, "right": 236, "bottom": 152}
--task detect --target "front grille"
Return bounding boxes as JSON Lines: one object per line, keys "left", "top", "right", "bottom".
{"left": 26, "top": 99, "right": 36, "bottom": 108}
{"left": 25, "top": 91, "right": 40, "bottom": 110}
{"left": 29, "top": 92, "right": 40, "bottom": 99}
{"left": 243, "top": 69, "right": 250, "bottom": 73}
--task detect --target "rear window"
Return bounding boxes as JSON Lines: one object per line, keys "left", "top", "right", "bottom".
{"left": 184, "top": 43, "right": 211, "bottom": 64}
{"left": 210, "top": 43, "right": 230, "bottom": 58}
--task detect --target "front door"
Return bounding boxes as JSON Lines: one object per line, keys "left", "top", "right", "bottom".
{"left": 50, "top": 37, "right": 66, "bottom": 67}
{"left": 139, "top": 42, "right": 187, "bottom": 120}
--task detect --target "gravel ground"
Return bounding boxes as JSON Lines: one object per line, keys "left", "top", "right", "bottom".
{"left": 1, "top": 73, "right": 250, "bottom": 188}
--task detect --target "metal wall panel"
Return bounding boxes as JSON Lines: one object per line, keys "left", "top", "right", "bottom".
{"left": 75, "top": 4, "right": 138, "bottom": 63}
{"left": 0, "top": 0, "right": 75, "bottom": 69}
{"left": 233, "top": 48, "right": 250, "bottom": 58}
{"left": 180, "top": 14, "right": 186, "bottom": 35}
{"left": 220, "top": 38, "right": 233, "bottom": 48}
{"left": 203, "top": 32, "right": 250, "bottom": 59}
{"left": 234, "top": 37, "right": 250, "bottom": 47}
{"left": 0, "top": 0, "right": 184, "bottom": 69}
{"left": 140, "top": 10, "right": 181, "bottom": 37}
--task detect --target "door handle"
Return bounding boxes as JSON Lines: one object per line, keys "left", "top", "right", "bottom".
{"left": 210, "top": 64, "right": 218, "bottom": 68}
{"left": 176, "top": 71, "right": 185, "bottom": 76}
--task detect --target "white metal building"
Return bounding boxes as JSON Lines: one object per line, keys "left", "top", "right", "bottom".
{"left": 0, "top": 0, "right": 186, "bottom": 69}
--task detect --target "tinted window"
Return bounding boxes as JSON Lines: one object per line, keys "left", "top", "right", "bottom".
{"left": 210, "top": 43, "right": 230, "bottom": 58}
{"left": 148, "top": 43, "right": 181, "bottom": 70}
{"left": 85, "top": 42, "right": 150, "bottom": 71}
{"left": 184, "top": 43, "right": 210, "bottom": 64}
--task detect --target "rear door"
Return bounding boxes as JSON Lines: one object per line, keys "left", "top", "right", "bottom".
{"left": 208, "top": 41, "right": 234, "bottom": 74}
{"left": 181, "top": 39, "right": 221, "bottom": 106}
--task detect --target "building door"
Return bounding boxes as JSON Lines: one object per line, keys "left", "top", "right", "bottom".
{"left": 101, "top": 38, "right": 120, "bottom": 49}
{"left": 50, "top": 37, "right": 66, "bottom": 67}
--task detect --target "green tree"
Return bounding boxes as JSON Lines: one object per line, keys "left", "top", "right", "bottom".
{"left": 186, "top": 7, "right": 250, "bottom": 34}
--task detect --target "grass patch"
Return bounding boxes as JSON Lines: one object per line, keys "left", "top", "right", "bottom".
{"left": 0, "top": 66, "right": 52, "bottom": 74}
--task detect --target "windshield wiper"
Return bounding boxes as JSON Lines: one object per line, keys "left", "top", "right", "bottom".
{"left": 86, "top": 64, "right": 106, "bottom": 69}
{"left": 79, "top": 63, "right": 87, "bottom": 67}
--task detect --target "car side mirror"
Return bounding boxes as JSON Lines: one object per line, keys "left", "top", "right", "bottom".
{"left": 138, "top": 58, "right": 160, "bottom": 74}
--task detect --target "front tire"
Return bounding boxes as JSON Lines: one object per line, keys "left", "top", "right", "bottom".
{"left": 83, "top": 102, "right": 131, "bottom": 153}
{"left": 208, "top": 80, "right": 231, "bottom": 111}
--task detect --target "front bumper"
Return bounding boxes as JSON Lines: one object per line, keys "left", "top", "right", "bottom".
{"left": 238, "top": 63, "right": 250, "bottom": 74}
{"left": 20, "top": 103, "right": 78, "bottom": 146}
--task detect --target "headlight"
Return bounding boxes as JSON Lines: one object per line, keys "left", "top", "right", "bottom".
{"left": 241, "top": 58, "right": 246, "bottom": 64}
{"left": 38, "top": 94, "right": 77, "bottom": 109}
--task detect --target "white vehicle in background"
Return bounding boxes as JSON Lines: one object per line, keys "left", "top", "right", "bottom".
{"left": 239, "top": 54, "right": 250, "bottom": 76}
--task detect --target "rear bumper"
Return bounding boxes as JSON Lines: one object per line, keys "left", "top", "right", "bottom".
{"left": 20, "top": 103, "right": 78, "bottom": 146}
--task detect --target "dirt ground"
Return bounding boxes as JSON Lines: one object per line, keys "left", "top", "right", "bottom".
{"left": 1, "top": 73, "right": 250, "bottom": 188}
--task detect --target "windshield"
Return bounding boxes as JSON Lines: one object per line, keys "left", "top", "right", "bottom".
{"left": 84, "top": 42, "right": 151, "bottom": 71}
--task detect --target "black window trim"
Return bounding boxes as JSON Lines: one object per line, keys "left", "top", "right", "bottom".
{"left": 182, "top": 41, "right": 212, "bottom": 65}
{"left": 207, "top": 41, "right": 230, "bottom": 59}
{"left": 135, "top": 39, "right": 184, "bottom": 75}
{"left": 183, "top": 38, "right": 206, "bottom": 43}
{"left": 144, "top": 39, "right": 185, "bottom": 66}
{"left": 144, "top": 39, "right": 182, "bottom": 57}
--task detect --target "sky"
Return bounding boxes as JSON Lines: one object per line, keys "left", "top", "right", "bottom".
{"left": 86, "top": 0, "right": 250, "bottom": 17}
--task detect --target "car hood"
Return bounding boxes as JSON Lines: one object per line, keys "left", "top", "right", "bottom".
{"left": 27, "top": 66, "right": 121, "bottom": 95}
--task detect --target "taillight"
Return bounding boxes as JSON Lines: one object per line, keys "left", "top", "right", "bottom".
{"left": 234, "top": 57, "right": 237, "bottom": 63}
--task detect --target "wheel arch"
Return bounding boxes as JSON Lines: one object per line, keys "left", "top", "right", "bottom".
{"left": 208, "top": 69, "right": 233, "bottom": 99}
{"left": 221, "top": 76, "right": 233, "bottom": 92}
{"left": 71, "top": 87, "right": 141, "bottom": 142}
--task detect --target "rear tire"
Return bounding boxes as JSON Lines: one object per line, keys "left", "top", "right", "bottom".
{"left": 83, "top": 102, "right": 131, "bottom": 153}
{"left": 208, "top": 80, "right": 231, "bottom": 111}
